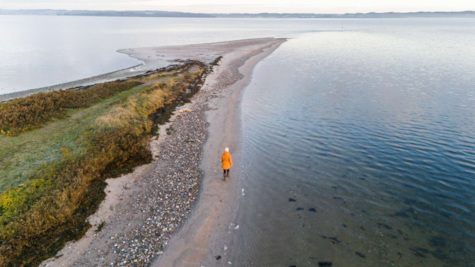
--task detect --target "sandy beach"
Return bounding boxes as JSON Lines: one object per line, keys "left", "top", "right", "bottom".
{"left": 41, "top": 37, "right": 285, "bottom": 266}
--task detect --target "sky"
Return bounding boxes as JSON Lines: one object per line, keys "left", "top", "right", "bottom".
{"left": 0, "top": 0, "right": 474, "bottom": 14}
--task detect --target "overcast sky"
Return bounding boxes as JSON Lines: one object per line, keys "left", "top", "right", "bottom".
{"left": 1, "top": 0, "right": 474, "bottom": 14}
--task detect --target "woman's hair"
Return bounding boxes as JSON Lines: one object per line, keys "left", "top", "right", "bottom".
{"left": 225, "top": 147, "right": 229, "bottom": 152}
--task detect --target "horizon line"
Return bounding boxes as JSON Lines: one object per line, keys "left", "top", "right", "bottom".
{"left": 1, "top": 8, "right": 475, "bottom": 15}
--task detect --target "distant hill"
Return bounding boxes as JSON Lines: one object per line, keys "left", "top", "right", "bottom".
{"left": 215, "top": 11, "right": 475, "bottom": 18}
{"left": 1, "top": 9, "right": 475, "bottom": 18}
{"left": 0, "top": 9, "right": 214, "bottom": 18}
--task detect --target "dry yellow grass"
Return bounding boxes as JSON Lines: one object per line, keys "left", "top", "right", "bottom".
{"left": 0, "top": 61, "right": 207, "bottom": 266}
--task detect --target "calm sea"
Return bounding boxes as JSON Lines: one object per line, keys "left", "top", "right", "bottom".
{"left": 1, "top": 16, "right": 474, "bottom": 266}
{"left": 0, "top": 16, "right": 325, "bottom": 94}
{"left": 233, "top": 19, "right": 475, "bottom": 266}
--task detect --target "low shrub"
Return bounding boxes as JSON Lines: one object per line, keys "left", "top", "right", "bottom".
{"left": 0, "top": 62, "right": 206, "bottom": 266}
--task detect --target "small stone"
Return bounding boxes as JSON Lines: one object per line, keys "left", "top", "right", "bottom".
{"left": 54, "top": 252, "right": 64, "bottom": 259}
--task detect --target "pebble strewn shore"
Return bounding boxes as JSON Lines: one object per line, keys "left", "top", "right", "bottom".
{"left": 50, "top": 60, "right": 243, "bottom": 267}
{"left": 111, "top": 62, "right": 247, "bottom": 266}
{"left": 110, "top": 106, "right": 208, "bottom": 266}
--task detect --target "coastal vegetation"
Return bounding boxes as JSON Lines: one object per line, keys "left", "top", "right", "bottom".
{"left": 210, "top": 56, "right": 223, "bottom": 66}
{"left": 0, "top": 80, "right": 141, "bottom": 136}
{"left": 0, "top": 61, "right": 206, "bottom": 266}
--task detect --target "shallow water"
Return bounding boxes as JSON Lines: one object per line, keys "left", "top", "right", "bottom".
{"left": 2, "top": 16, "right": 474, "bottom": 266}
{"left": 0, "top": 16, "right": 322, "bottom": 94}
{"left": 3, "top": 16, "right": 473, "bottom": 95}
{"left": 232, "top": 22, "right": 475, "bottom": 266}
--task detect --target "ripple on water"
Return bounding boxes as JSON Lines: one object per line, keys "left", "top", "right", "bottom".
{"left": 232, "top": 27, "right": 475, "bottom": 266}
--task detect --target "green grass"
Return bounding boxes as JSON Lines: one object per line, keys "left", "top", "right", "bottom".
{"left": 0, "top": 84, "right": 147, "bottom": 192}
{"left": 0, "top": 66, "right": 198, "bottom": 192}
{"left": 0, "top": 62, "right": 207, "bottom": 266}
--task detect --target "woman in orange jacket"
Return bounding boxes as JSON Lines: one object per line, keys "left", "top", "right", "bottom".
{"left": 221, "top": 147, "right": 233, "bottom": 181}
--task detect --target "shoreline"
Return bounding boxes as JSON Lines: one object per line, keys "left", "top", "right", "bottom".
{"left": 153, "top": 38, "right": 286, "bottom": 267}
{"left": 41, "top": 38, "right": 286, "bottom": 266}
{"left": 0, "top": 63, "right": 145, "bottom": 102}
{"left": 0, "top": 38, "right": 278, "bottom": 102}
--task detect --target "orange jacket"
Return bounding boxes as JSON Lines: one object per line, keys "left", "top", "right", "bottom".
{"left": 221, "top": 152, "right": 232, "bottom": 170}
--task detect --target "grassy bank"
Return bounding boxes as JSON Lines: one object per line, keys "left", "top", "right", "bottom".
{"left": 0, "top": 80, "right": 142, "bottom": 136}
{"left": 0, "top": 61, "right": 207, "bottom": 266}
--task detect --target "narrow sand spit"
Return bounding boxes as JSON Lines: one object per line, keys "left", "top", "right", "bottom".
{"left": 0, "top": 38, "right": 280, "bottom": 102}
{"left": 41, "top": 38, "right": 286, "bottom": 267}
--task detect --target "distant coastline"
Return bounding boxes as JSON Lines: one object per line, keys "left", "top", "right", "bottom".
{"left": 1, "top": 9, "right": 475, "bottom": 19}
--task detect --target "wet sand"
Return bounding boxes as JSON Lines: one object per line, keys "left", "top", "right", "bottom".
{"left": 41, "top": 38, "right": 286, "bottom": 266}
{"left": 153, "top": 38, "right": 286, "bottom": 267}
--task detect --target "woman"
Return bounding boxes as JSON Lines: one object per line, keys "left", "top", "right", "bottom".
{"left": 221, "top": 147, "right": 233, "bottom": 181}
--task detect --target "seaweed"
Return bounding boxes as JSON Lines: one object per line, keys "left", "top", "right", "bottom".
{"left": 389, "top": 207, "right": 415, "bottom": 218}
{"left": 95, "top": 221, "right": 106, "bottom": 233}
{"left": 429, "top": 236, "right": 447, "bottom": 247}
{"left": 377, "top": 222, "right": 393, "bottom": 230}
{"left": 411, "top": 247, "right": 430, "bottom": 258}
{"left": 210, "top": 56, "right": 223, "bottom": 66}
{"left": 321, "top": 236, "right": 341, "bottom": 244}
